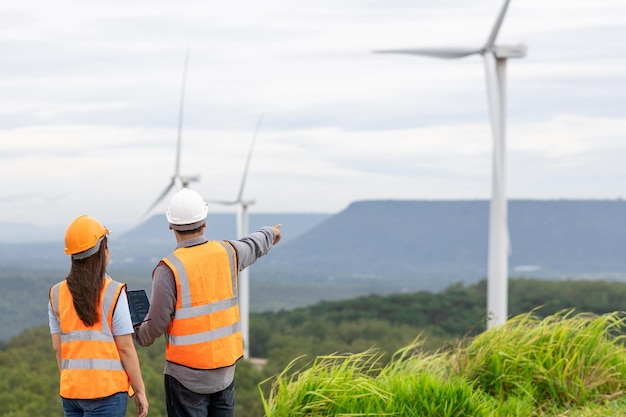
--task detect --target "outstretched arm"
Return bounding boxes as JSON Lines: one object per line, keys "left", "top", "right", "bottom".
{"left": 228, "top": 224, "right": 281, "bottom": 271}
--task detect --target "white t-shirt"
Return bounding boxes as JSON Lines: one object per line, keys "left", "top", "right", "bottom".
{"left": 48, "top": 287, "right": 134, "bottom": 336}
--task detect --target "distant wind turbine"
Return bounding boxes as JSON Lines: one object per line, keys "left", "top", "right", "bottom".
{"left": 207, "top": 114, "right": 264, "bottom": 359}
{"left": 374, "top": 0, "right": 526, "bottom": 328}
{"left": 142, "top": 48, "right": 200, "bottom": 220}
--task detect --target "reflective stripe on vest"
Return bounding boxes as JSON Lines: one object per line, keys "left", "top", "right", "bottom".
{"left": 50, "top": 277, "right": 131, "bottom": 399}
{"left": 163, "top": 240, "right": 243, "bottom": 369}
{"left": 167, "top": 322, "right": 242, "bottom": 346}
{"left": 62, "top": 359, "right": 126, "bottom": 371}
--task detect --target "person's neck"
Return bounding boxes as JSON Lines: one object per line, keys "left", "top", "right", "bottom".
{"left": 174, "top": 230, "right": 204, "bottom": 244}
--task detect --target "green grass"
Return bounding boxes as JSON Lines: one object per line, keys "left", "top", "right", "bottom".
{"left": 260, "top": 310, "right": 626, "bottom": 417}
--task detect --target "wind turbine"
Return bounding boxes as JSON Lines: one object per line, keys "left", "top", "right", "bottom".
{"left": 142, "top": 49, "right": 200, "bottom": 220}
{"left": 207, "top": 114, "right": 264, "bottom": 359}
{"left": 374, "top": 0, "right": 526, "bottom": 329}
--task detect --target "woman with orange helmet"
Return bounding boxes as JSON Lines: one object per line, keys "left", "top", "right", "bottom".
{"left": 49, "top": 214, "right": 149, "bottom": 417}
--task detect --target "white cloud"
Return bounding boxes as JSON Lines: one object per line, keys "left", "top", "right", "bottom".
{"left": 1, "top": 0, "right": 626, "bottom": 229}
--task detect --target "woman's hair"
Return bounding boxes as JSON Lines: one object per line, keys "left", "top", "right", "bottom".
{"left": 66, "top": 236, "right": 108, "bottom": 326}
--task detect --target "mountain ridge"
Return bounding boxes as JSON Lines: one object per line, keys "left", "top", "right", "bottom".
{"left": 3, "top": 199, "right": 626, "bottom": 282}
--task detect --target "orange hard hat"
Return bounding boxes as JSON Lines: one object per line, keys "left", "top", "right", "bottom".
{"left": 64, "top": 215, "right": 109, "bottom": 258}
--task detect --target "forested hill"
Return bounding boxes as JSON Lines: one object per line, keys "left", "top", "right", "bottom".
{"left": 3, "top": 278, "right": 626, "bottom": 417}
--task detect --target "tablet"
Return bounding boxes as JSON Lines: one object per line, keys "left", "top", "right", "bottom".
{"left": 127, "top": 289, "right": 150, "bottom": 325}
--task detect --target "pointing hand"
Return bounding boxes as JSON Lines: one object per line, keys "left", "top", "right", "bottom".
{"left": 272, "top": 224, "right": 282, "bottom": 245}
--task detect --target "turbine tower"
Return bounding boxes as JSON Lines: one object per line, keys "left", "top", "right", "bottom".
{"left": 374, "top": 0, "right": 526, "bottom": 328}
{"left": 207, "top": 114, "right": 264, "bottom": 359}
{"left": 142, "top": 49, "right": 200, "bottom": 220}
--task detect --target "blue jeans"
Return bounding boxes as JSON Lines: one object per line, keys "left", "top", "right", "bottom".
{"left": 165, "top": 374, "right": 235, "bottom": 417}
{"left": 61, "top": 392, "right": 128, "bottom": 417}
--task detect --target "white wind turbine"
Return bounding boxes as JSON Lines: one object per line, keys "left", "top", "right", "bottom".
{"left": 374, "top": 0, "right": 526, "bottom": 329}
{"left": 208, "top": 114, "right": 264, "bottom": 359}
{"left": 142, "top": 49, "right": 200, "bottom": 220}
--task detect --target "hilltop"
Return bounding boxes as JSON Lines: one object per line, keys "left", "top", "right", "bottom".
{"left": 260, "top": 199, "right": 626, "bottom": 283}
{"left": 3, "top": 199, "right": 626, "bottom": 286}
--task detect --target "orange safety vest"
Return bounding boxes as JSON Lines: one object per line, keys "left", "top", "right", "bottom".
{"left": 50, "top": 277, "right": 132, "bottom": 399}
{"left": 162, "top": 240, "right": 243, "bottom": 369}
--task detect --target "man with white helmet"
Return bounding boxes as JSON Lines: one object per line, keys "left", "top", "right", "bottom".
{"left": 133, "top": 188, "right": 281, "bottom": 417}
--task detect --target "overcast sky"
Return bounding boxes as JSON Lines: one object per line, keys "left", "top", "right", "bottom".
{"left": 1, "top": 0, "right": 625, "bottom": 231}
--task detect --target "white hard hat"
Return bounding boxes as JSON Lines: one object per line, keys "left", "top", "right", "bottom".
{"left": 166, "top": 188, "right": 208, "bottom": 231}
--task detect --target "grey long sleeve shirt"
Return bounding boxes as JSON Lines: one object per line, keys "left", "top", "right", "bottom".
{"left": 133, "top": 226, "right": 277, "bottom": 394}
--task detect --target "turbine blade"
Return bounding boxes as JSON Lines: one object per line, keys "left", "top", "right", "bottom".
{"left": 206, "top": 199, "right": 238, "bottom": 206}
{"left": 237, "top": 114, "right": 264, "bottom": 202}
{"left": 374, "top": 47, "right": 482, "bottom": 59}
{"left": 485, "top": 0, "right": 512, "bottom": 48}
{"left": 142, "top": 179, "right": 176, "bottom": 219}
{"left": 175, "top": 47, "right": 190, "bottom": 177}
